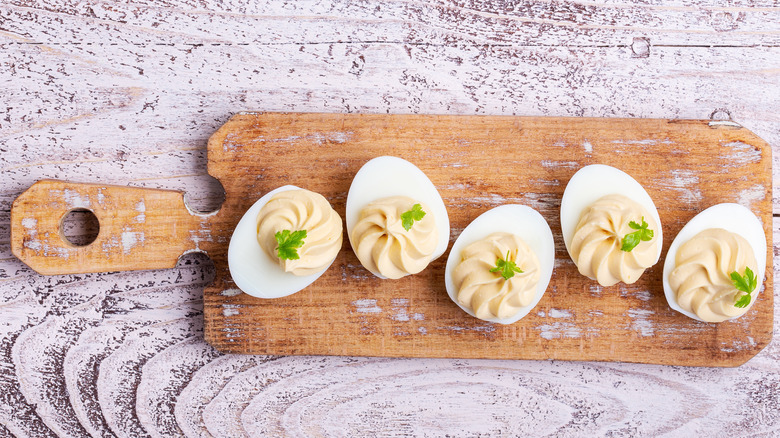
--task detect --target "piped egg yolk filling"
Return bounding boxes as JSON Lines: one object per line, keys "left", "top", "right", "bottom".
{"left": 351, "top": 196, "right": 437, "bottom": 279}
{"left": 256, "top": 189, "right": 343, "bottom": 276}
{"left": 570, "top": 194, "right": 660, "bottom": 286}
{"left": 452, "top": 232, "right": 540, "bottom": 320}
{"left": 669, "top": 228, "right": 758, "bottom": 322}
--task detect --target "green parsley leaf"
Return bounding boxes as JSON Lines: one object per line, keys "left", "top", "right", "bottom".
{"left": 275, "top": 229, "right": 307, "bottom": 260}
{"left": 489, "top": 251, "right": 524, "bottom": 281}
{"left": 400, "top": 204, "right": 426, "bottom": 231}
{"left": 620, "top": 217, "right": 654, "bottom": 252}
{"left": 731, "top": 267, "right": 757, "bottom": 308}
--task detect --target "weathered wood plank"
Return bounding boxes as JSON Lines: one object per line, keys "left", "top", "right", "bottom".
{"left": 196, "top": 112, "right": 772, "bottom": 366}
{"left": 1, "top": 42, "right": 779, "bottom": 210}
{"left": 2, "top": 0, "right": 780, "bottom": 46}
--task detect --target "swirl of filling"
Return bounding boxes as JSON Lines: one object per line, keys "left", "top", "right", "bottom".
{"left": 256, "top": 189, "right": 343, "bottom": 276}
{"left": 351, "top": 196, "right": 437, "bottom": 279}
{"left": 669, "top": 228, "right": 758, "bottom": 322}
{"left": 570, "top": 194, "right": 660, "bottom": 286}
{"left": 452, "top": 232, "right": 540, "bottom": 320}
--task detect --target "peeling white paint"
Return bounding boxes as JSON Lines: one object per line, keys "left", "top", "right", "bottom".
{"left": 583, "top": 140, "right": 593, "bottom": 153}
{"left": 22, "top": 218, "right": 43, "bottom": 252}
{"left": 611, "top": 139, "right": 671, "bottom": 145}
{"left": 518, "top": 193, "right": 553, "bottom": 211}
{"left": 135, "top": 200, "right": 146, "bottom": 223}
{"left": 618, "top": 285, "right": 653, "bottom": 302}
{"left": 22, "top": 218, "right": 38, "bottom": 229}
{"left": 541, "top": 160, "right": 579, "bottom": 169}
{"left": 63, "top": 189, "right": 90, "bottom": 208}
{"left": 555, "top": 258, "right": 575, "bottom": 268}
{"left": 102, "top": 236, "right": 119, "bottom": 256}
{"left": 189, "top": 229, "right": 212, "bottom": 250}
{"left": 310, "top": 131, "right": 353, "bottom": 144}
{"left": 248, "top": 131, "right": 353, "bottom": 145}
{"left": 668, "top": 169, "right": 702, "bottom": 204}
{"left": 634, "top": 290, "right": 653, "bottom": 301}
{"left": 737, "top": 184, "right": 765, "bottom": 209}
{"left": 352, "top": 299, "right": 382, "bottom": 314}
{"left": 440, "top": 324, "right": 495, "bottom": 334}
{"left": 220, "top": 288, "right": 243, "bottom": 297}
{"left": 462, "top": 194, "right": 508, "bottom": 206}
{"left": 536, "top": 307, "right": 582, "bottom": 339}
{"left": 722, "top": 141, "right": 762, "bottom": 166}
{"left": 529, "top": 178, "right": 560, "bottom": 187}
{"left": 627, "top": 309, "right": 655, "bottom": 337}
{"left": 390, "top": 298, "right": 410, "bottom": 322}
{"left": 391, "top": 313, "right": 409, "bottom": 322}
{"left": 222, "top": 304, "right": 242, "bottom": 317}
{"left": 223, "top": 327, "right": 243, "bottom": 339}
{"left": 121, "top": 230, "right": 144, "bottom": 254}
{"left": 537, "top": 323, "right": 582, "bottom": 340}
{"left": 548, "top": 308, "right": 572, "bottom": 319}
{"left": 24, "top": 239, "right": 43, "bottom": 251}
{"left": 719, "top": 336, "right": 757, "bottom": 353}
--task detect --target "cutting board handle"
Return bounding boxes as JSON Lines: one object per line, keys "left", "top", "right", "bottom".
{"left": 10, "top": 180, "right": 211, "bottom": 275}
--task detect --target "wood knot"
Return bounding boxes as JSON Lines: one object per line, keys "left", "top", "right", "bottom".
{"left": 631, "top": 38, "right": 650, "bottom": 58}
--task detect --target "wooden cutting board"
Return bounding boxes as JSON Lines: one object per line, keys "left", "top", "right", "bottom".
{"left": 10, "top": 113, "right": 773, "bottom": 367}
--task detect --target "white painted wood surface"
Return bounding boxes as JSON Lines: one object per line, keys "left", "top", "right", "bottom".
{"left": 1, "top": 1, "right": 779, "bottom": 436}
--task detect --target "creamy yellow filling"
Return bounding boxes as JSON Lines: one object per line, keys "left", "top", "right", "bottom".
{"left": 256, "top": 189, "right": 343, "bottom": 276}
{"left": 570, "top": 194, "right": 660, "bottom": 286}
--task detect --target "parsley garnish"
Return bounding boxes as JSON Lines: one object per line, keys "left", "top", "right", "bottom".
{"left": 620, "top": 217, "right": 654, "bottom": 252}
{"left": 731, "top": 267, "right": 757, "bottom": 308}
{"left": 274, "top": 229, "right": 307, "bottom": 260}
{"left": 489, "top": 251, "right": 523, "bottom": 280}
{"left": 400, "top": 204, "right": 426, "bottom": 231}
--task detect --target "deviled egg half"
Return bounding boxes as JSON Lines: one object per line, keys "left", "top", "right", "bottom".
{"left": 346, "top": 156, "right": 449, "bottom": 279}
{"left": 444, "top": 205, "right": 555, "bottom": 324}
{"left": 228, "top": 185, "right": 343, "bottom": 298}
{"left": 662, "top": 203, "right": 766, "bottom": 322}
{"left": 560, "top": 164, "right": 663, "bottom": 287}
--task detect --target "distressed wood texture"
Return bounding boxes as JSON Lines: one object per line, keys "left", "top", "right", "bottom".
{"left": 2, "top": 0, "right": 780, "bottom": 436}
{"left": 11, "top": 113, "right": 773, "bottom": 366}
{"left": 11, "top": 180, "right": 210, "bottom": 275}
{"left": 207, "top": 113, "right": 775, "bottom": 365}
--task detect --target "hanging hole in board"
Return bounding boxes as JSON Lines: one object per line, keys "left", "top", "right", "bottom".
{"left": 60, "top": 208, "right": 100, "bottom": 247}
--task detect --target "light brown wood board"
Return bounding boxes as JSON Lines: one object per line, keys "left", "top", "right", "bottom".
{"left": 10, "top": 113, "right": 773, "bottom": 367}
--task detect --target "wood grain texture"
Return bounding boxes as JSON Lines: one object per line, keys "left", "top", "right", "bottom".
{"left": 11, "top": 113, "right": 772, "bottom": 366}
{"left": 11, "top": 180, "right": 210, "bottom": 275}
{"left": 202, "top": 112, "right": 773, "bottom": 366}
{"left": 2, "top": 0, "right": 780, "bottom": 436}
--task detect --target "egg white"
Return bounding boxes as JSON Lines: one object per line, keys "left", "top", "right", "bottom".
{"left": 662, "top": 203, "right": 767, "bottom": 322}
{"left": 560, "top": 164, "right": 663, "bottom": 264}
{"left": 346, "top": 156, "right": 450, "bottom": 279}
{"left": 444, "top": 205, "right": 555, "bottom": 324}
{"left": 227, "top": 185, "right": 339, "bottom": 299}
